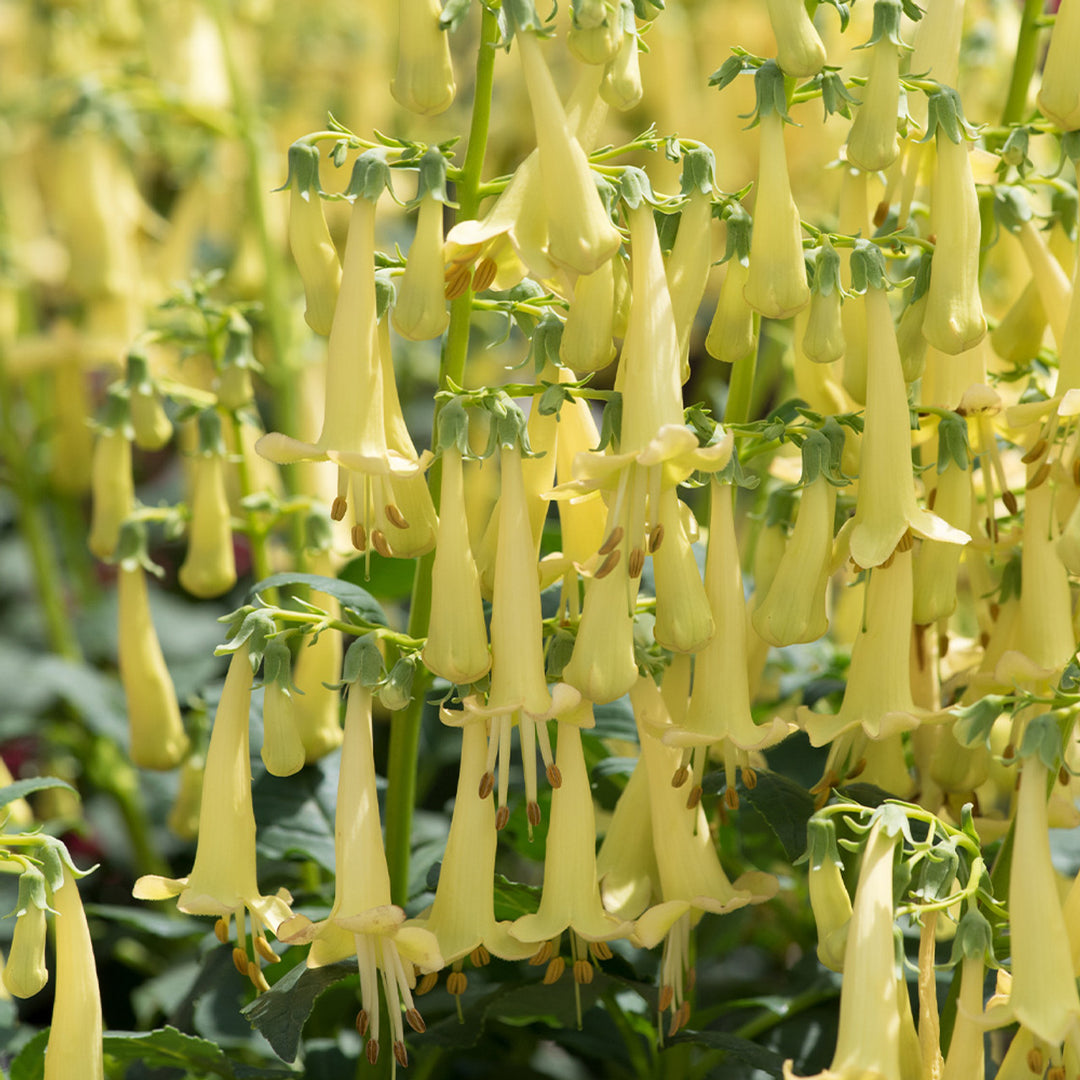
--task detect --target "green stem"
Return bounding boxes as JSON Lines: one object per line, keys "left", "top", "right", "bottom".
{"left": 229, "top": 412, "right": 273, "bottom": 584}
{"left": 1001, "top": 0, "right": 1047, "bottom": 127}
{"left": 383, "top": 5, "right": 501, "bottom": 908}
{"left": 724, "top": 321, "right": 760, "bottom": 427}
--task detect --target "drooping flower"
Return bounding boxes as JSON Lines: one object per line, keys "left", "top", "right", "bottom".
{"left": 3, "top": 865, "right": 49, "bottom": 999}
{"left": 280, "top": 684, "right": 442, "bottom": 1067}
{"left": 765, "top": 0, "right": 827, "bottom": 77}
{"left": 391, "top": 0, "right": 456, "bottom": 117}
{"left": 1037, "top": 0, "right": 1080, "bottom": 132}
{"left": 596, "top": 756, "right": 659, "bottom": 922}
{"left": 87, "top": 388, "right": 133, "bottom": 561}
{"left": 845, "top": 0, "right": 905, "bottom": 174}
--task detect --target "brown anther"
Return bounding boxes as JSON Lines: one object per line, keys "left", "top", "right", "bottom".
{"left": 417, "top": 972, "right": 438, "bottom": 995}
{"left": 472, "top": 257, "right": 498, "bottom": 294}
{"left": 1021, "top": 438, "right": 1047, "bottom": 464}
{"left": 385, "top": 503, "right": 410, "bottom": 530}
{"left": 495, "top": 804, "right": 510, "bottom": 830}
{"left": 527, "top": 801, "right": 542, "bottom": 827}
{"left": 478, "top": 771, "right": 495, "bottom": 799}
{"left": 1061, "top": 766, "right": 1070, "bottom": 786}
{"left": 1002, "top": 490, "right": 1019, "bottom": 515}
{"left": 628, "top": 547, "right": 646, "bottom": 578}
{"left": 742, "top": 766, "right": 758, "bottom": 790}
{"left": 677, "top": 1000, "right": 692, "bottom": 1030}
{"left": 979, "top": 631, "right": 991, "bottom": 648}
{"left": 371, "top": 529, "right": 393, "bottom": 557}
{"left": 1047, "top": 1066, "right": 1066, "bottom": 1080}
{"left": 232, "top": 948, "right": 249, "bottom": 977}
{"left": 671, "top": 765, "right": 689, "bottom": 788}
{"left": 573, "top": 959, "right": 594, "bottom": 985}
{"left": 808, "top": 770, "right": 837, "bottom": 797}
{"left": 723, "top": 787, "right": 739, "bottom": 810}
{"left": 594, "top": 548, "right": 621, "bottom": 579}
{"left": 649, "top": 523, "right": 665, "bottom": 552}
{"left": 1004, "top": 743, "right": 1015, "bottom": 760}
{"left": 589, "top": 940, "right": 613, "bottom": 961}
{"left": 1027, "top": 462, "right": 1051, "bottom": 490}
{"left": 214, "top": 918, "right": 229, "bottom": 944}
{"left": 470, "top": 945, "right": 491, "bottom": 968}
{"left": 330, "top": 496, "right": 348, "bottom": 522}
{"left": 598, "top": 526, "right": 624, "bottom": 555}
{"left": 248, "top": 961, "right": 271, "bottom": 993}
{"left": 938, "top": 633, "right": 949, "bottom": 658}
{"left": 989, "top": 602, "right": 1001, "bottom": 621}
{"left": 366, "top": 1039, "right": 380, "bottom": 1066}
{"left": 446, "top": 971, "right": 468, "bottom": 995}
{"left": 1025, "top": 1047, "right": 1043, "bottom": 1074}
{"left": 405, "top": 1007, "right": 426, "bottom": 1033}
{"left": 896, "top": 529, "right": 914, "bottom": 553}
{"left": 928, "top": 232, "right": 938, "bottom": 244}
{"left": 543, "top": 956, "right": 566, "bottom": 985}
{"left": 444, "top": 262, "right": 472, "bottom": 300}
{"left": 546, "top": 763, "right": 562, "bottom": 788}
{"left": 357, "top": 1009, "right": 369, "bottom": 1036}
{"left": 351, "top": 524, "right": 367, "bottom": 551}
{"left": 872, "top": 200, "right": 889, "bottom": 228}
{"left": 658, "top": 984, "right": 674, "bottom": 1013}
{"left": 393, "top": 1041, "right": 409, "bottom": 1069}
{"left": 687, "top": 784, "right": 703, "bottom": 809}
{"left": 879, "top": 551, "right": 895, "bottom": 570}
{"left": 926, "top": 487, "right": 937, "bottom": 510}
{"left": 530, "top": 941, "right": 553, "bottom": 966}
{"left": 847, "top": 759, "right": 867, "bottom": 781}
{"left": 668, "top": 1007, "right": 682, "bottom": 1038}
{"left": 686, "top": 967, "right": 696, "bottom": 992}
{"left": 254, "top": 936, "right": 280, "bottom": 964}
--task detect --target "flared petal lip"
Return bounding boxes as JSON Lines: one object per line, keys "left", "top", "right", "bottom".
{"left": 448, "top": 683, "right": 583, "bottom": 724}
{"left": 407, "top": 914, "right": 536, "bottom": 965}
{"left": 994, "top": 649, "right": 1064, "bottom": 689}
{"left": 334, "top": 903, "right": 406, "bottom": 935}
{"left": 797, "top": 704, "right": 929, "bottom": 748}
{"left": 393, "top": 925, "right": 445, "bottom": 973}
{"left": 661, "top": 715, "right": 796, "bottom": 752}
{"left": 510, "top": 906, "right": 632, "bottom": 945}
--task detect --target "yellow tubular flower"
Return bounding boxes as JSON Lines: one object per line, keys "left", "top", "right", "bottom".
{"left": 665, "top": 185, "right": 713, "bottom": 384}
{"left": 516, "top": 31, "right": 622, "bottom": 275}
{"left": 178, "top": 450, "right": 237, "bottom": 600}
{"left": 392, "top": 163, "right": 450, "bottom": 341}
{"left": 651, "top": 488, "right": 714, "bottom": 654}
{"left": 88, "top": 427, "right": 133, "bottom": 561}
{"left": 391, "top": 0, "right": 456, "bottom": 117}
{"left": 280, "top": 686, "right": 443, "bottom": 1067}
{"left": 784, "top": 821, "right": 901, "bottom": 1080}
{"left": 3, "top": 878, "right": 48, "bottom": 998}
{"left": 744, "top": 110, "right": 810, "bottom": 320}
{"left": 561, "top": 257, "right": 618, "bottom": 373}
{"left": 423, "top": 445, "right": 491, "bottom": 686}
{"left": 260, "top": 639, "right": 305, "bottom": 778}
{"left": 845, "top": 1, "right": 903, "bottom": 173}
{"left": 596, "top": 757, "right": 659, "bottom": 921}
{"left": 912, "top": 453, "right": 972, "bottom": 626}
{"left": 1037, "top": 0, "right": 1080, "bottom": 131}
{"left": 941, "top": 953, "right": 985, "bottom": 1080}
{"left": 1015, "top": 217, "right": 1071, "bottom": 350}
{"left": 850, "top": 283, "right": 968, "bottom": 569}
{"left": 601, "top": 10, "right": 643, "bottom": 111}
{"left": 923, "top": 129, "right": 987, "bottom": 354}
{"left": 765, "top": 0, "right": 827, "bottom": 77}
{"left": 118, "top": 558, "right": 189, "bottom": 771}
{"left": 705, "top": 255, "right": 757, "bottom": 364}
{"left": 286, "top": 142, "right": 341, "bottom": 337}
{"left": 43, "top": 871, "right": 103, "bottom": 1080}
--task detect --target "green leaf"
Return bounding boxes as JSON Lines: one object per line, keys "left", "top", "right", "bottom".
{"left": 83, "top": 903, "right": 205, "bottom": 940}
{"left": 670, "top": 1029, "right": 785, "bottom": 1076}
{"left": 0, "top": 777, "right": 76, "bottom": 808}
{"left": 440, "top": 0, "right": 472, "bottom": 31}
{"left": 9, "top": 1029, "right": 49, "bottom": 1080}
{"left": 254, "top": 754, "right": 339, "bottom": 873}
{"left": 243, "top": 959, "right": 358, "bottom": 1063}
{"left": 733, "top": 770, "right": 815, "bottom": 861}
{"left": 493, "top": 873, "right": 542, "bottom": 920}
{"left": 248, "top": 573, "right": 388, "bottom": 627}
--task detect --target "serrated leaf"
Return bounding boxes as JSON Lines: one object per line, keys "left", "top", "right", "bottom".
{"left": 0, "top": 777, "right": 76, "bottom": 808}
{"left": 728, "top": 770, "right": 815, "bottom": 861}
{"left": 248, "top": 573, "right": 387, "bottom": 627}
{"left": 669, "top": 1029, "right": 786, "bottom": 1076}
{"left": 492, "top": 874, "right": 541, "bottom": 920}
{"left": 243, "top": 959, "right": 358, "bottom": 1063}
{"left": 102, "top": 1025, "right": 296, "bottom": 1076}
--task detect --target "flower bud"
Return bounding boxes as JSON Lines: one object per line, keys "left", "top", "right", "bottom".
{"left": 87, "top": 426, "right": 133, "bottom": 560}
{"left": 261, "top": 682, "right": 304, "bottom": 777}
{"left": 600, "top": 8, "right": 642, "bottom": 111}
{"left": 393, "top": 157, "right": 451, "bottom": 341}
{"left": 765, "top": 0, "right": 826, "bottom": 77}
{"left": 286, "top": 143, "right": 341, "bottom": 337}
{"left": 118, "top": 558, "right": 189, "bottom": 771}
{"left": 167, "top": 752, "right": 204, "bottom": 841}
{"left": 179, "top": 440, "right": 237, "bottom": 599}
{"left": 3, "top": 881, "right": 48, "bottom": 999}
{"left": 705, "top": 256, "right": 756, "bottom": 363}
{"left": 990, "top": 279, "right": 1046, "bottom": 366}
{"left": 568, "top": 0, "right": 622, "bottom": 65}
{"left": 744, "top": 107, "right": 810, "bottom": 320}
{"left": 803, "top": 244, "right": 845, "bottom": 364}
{"left": 1037, "top": 0, "right": 1080, "bottom": 132}
{"left": 922, "top": 130, "right": 987, "bottom": 354}
{"left": 912, "top": 452, "right": 971, "bottom": 626}
{"left": 50, "top": 362, "right": 94, "bottom": 496}
{"left": 806, "top": 821, "right": 851, "bottom": 973}
{"left": 845, "top": 0, "right": 904, "bottom": 173}
{"left": 666, "top": 184, "right": 713, "bottom": 383}
{"left": 391, "top": 0, "right": 456, "bottom": 116}
{"left": 126, "top": 349, "right": 172, "bottom": 451}
{"left": 560, "top": 258, "right": 617, "bottom": 372}
{"left": 652, "top": 488, "right": 714, "bottom": 654}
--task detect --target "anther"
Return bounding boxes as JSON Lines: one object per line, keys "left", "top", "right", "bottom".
{"left": 926, "top": 487, "right": 937, "bottom": 510}
{"left": 573, "top": 960, "right": 594, "bottom": 984}
{"left": 357, "top": 1009, "right": 369, "bottom": 1036}
{"left": 872, "top": 200, "right": 889, "bottom": 228}
{"left": 938, "top": 633, "right": 949, "bottom": 658}
{"left": 444, "top": 263, "right": 471, "bottom": 300}
{"left": 741, "top": 766, "right": 758, "bottom": 790}
{"left": 527, "top": 801, "right": 542, "bottom": 827}
{"left": 530, "top": 941, "right": 553, "bottom": 966}
{"left": 658, "top": 984, "right": 674, "bottom": 1013}
{"left": 594, "top": 549, "right": 621, "bottom": 579}
{"left": 598, "top": 526, "right": 624, "bottom": 555}
{"left": 417, "top": 972, "right": 438, "bottom": 996}
{"left": 470, "top": 945, "right": 491, "bottom": 968}
{"left": 628, "top": 548, "right": 646, "bottom": 578}
{"left": 1004, "top": 743, "right": 1015, "bottom": 760}
{"left": 472, "top": 257, "right": 498, "bottom": 294}
{"left": 232, "top": 948, "right": 249, "bottom": 976}
{"left": 1002, "top": 490, "right": 1019, "bottom": 515}
{"left": 351, "top": 523, "right": 367, "bottom": 551}
{"left": 371, "top": 529, "right": 393, "bottom": 557}
{"left": 1061, "top": 766, "right": 1070, "bottom": 786}
{"left": 1074, "top": 458, "right": 1080, "bottom": 487}
{"left": 1026, "top": 1048, "right": 1044, "bottom": 1075}
{"left": 880, "top": 551, "right": 895, "bottom": 570}
{"left": 254, "top": 936, "right": 279, "bottom": 964}
{"left": 366, "top": 1039, "right": 380, "bottom": 1066}
{"left": 847, "top": 759, "right": 867, "bottom": 780}
{"left": 671, "top": 765, "right": 689, "bottom": 788}
{"left": 331, "top": 496, "right": 348, "bottom": 522}
{"left": 406, "top": 1007, "right": 426, "bottom": 1033}
{"left": 1021, "top": 438, "right": 1047, "bottom": 464}
{"left": 214, "top": 918, "right": 229, "bottom": 944}
{"left": 648, "top": 524, "right": 665, "bottom": 552}
{"left": 979, "top": 631, "right": 991, "bottom": 648}
{"left": 1026, "top": 462, "right": 1051, "bottom": 490}
{"left": 543, "top": 957, "right": 566, "bottom": 985}
{"left": 495, "top": 805, "right": 510, "bottom": 830}
{"left": 989, "top": 602, "right": 1001, "bottom": 621}
{"left": 248, "top": 961, "right": 271, "bottom": 993}
{"left": 896, "top": 529, "right": 914, "bottom": 553}
{"left": 723, "top": 787, "right": 739, "bottom": 810}
{"left": 546, "top": 763, "right": 562, "bottom": 788}
{"left": 446, "top": 971, "right": 468, "bottom": 995}
{"left": 478, "top": 771, "right": 495, "bottom": 799}
{"left": 686, "top": 785, "right": 703, "bottom": 809}
{"left": 393, "top": 1041, "right": 409, "bottom": 1068}
{"left": 589, "top": 940, "right": 613, "bottom": 961}
{"left": 385, "top": 503, "right": 410, "bottom": 530}
{"left": 1047, "top": 1066, "right": 1065, "bottom": 1080}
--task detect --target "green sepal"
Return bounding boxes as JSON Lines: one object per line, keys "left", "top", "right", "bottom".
{"left": 998, "top": 126, "right": 1033, "bottom": 178}
{"left": 997, "top": 553, "right": 1022, "bottom": 604}
{"left": 818, "top": 0, "right": 851, "bottom": 31}
{"left": 949, "top": 908, "right": 995, "bottom": 964}
{"left": 504, "top": 0, "right": 545, "bottom": 33}
{"left": 630, "top": 0, "right": 663, "bottom": 17}
{"left": 412, "top": 147, "right": 455, "bottom": 207}
{"left": 921, "top": 85, "right": 977, "bottom": 146}
{"left": 912, "top": 841, "right": 959, "bottom": 902}
{"left": 7, "top": 865, "right": 53, "bottom": 920}
{"left": 935, "top": 411, "right": 970, "bottom": 473}
{"left": 434, "top": 397, "right": 473, "bottom": 458}
{"left": 194, "top": 407, "right": 226, "bottom": 456}
{"left": 114, "top": 520, "right": 165, "bottom": 578}
{"left": 96, "top": 385, "right": 133, "bottom": 438}
{"left": 345, "top": 149, "right": 394, "bottom": 202}
{"left": 721, "top": 202, "right": 752, "bottom": 266}
{"left": 679, "top": 145, "right": 716, "bottom": 197}
{"left": 261, "top": 637, "right": 297, "bottom": 691}
{"left": 35, "top": 836, "right": 97, "bottom": 890}
{"left": 716, "top": 448, "right": 760, "bottom": 490}
{"left": 800, "top": 420, "right": 850, "bottom": 487}
{"left": 820, "top": 70, "right": 858, "bottom": 120}
{"left": 222, "top": 311, "right": 259, "bottom": 373}
{"left": 763, "top": 485, "right": 799, "bottom": 529}
{"left": 594, "top": 393, "right": 622, "bottom": 451}
{"left": 378, "top": 655, "right": 416, "bottom": 711}
{"left": 277, "top": 141, "right": 323, "bottom": 195}
{"left": 440, "top": 0, "right": 473, "bottom": 31}
{"left": 124, "top": 346, "right": 155, "bottom": 393}
{"left": 856, "top": 0, "right": 907, "bottom": 49}
{"left": 872, "top": 802, "right": 914, "bottom": 843}
{"left": 810, "top": 241, "right": 843, "bottom": 297}
{"left": 337, "top": 633, "right": 386, "bottom": 689}
{"left": 992, "top": 185, "right": 1033, "bottom": 235}
{"left": 848, "top": 238, "right": 889, "bottom": 293}
{"left": 908, "top": 251, "right": 933, "bottom": 304}
{"left": 746, "top": 59, "right": 793, "bottom": 126}
{"left": 216, "top": 608, "right": 278, "bottom": 668}
{"left": 1050, "top": 183, "right": 1078, "bottom": 243}
{"left": 684, "top": 402, "right": 717, "bottom": 444}
{"left": 1017, "top": 712, "right": 1065, "bottom": 771}
{"left": 537, "top": 381, "right": 574, "bottom": 418}
{"left": 619, "top": 166, "right": 658, "bottom": 209}
{"left": 375, "top": 270, "right": 395, "bottom": 320}
{"left": 708, "top": 53, "right": 752, "bottom": 94}
{"left": 806, "top": 817, "right": 845, "bottom": 872}
{"left": 528, "top": 312, "right": 565, "bottom": 375}
{"left": 479, "top": 394, "right": 540, "bottom": 456}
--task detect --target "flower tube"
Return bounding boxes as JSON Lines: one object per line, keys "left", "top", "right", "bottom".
{"left": 765, "top": 0, "right": 826, "bottom": 77}
{"left": 87, "top": 389, "right": 133, "bottom": 561}
{"left": 1037, "top": 0, "right": 1080, "bottom": 132}
{"left": 651, "top": 487, "right": 714, "bottom": 654}
{"left": 391, "top": 0, "right": 456, "bottom": 117}
{"left": 705, "top": 207, "right": 757, "bottom": 364}
{"left": 3, "top": 867, "right": 49, "bottom": 999}
{"left": 596, "top": 757, "right": 658, "bottom": 921}
{"left": 845, "top": 0, "right": 904, "bottom": 173}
